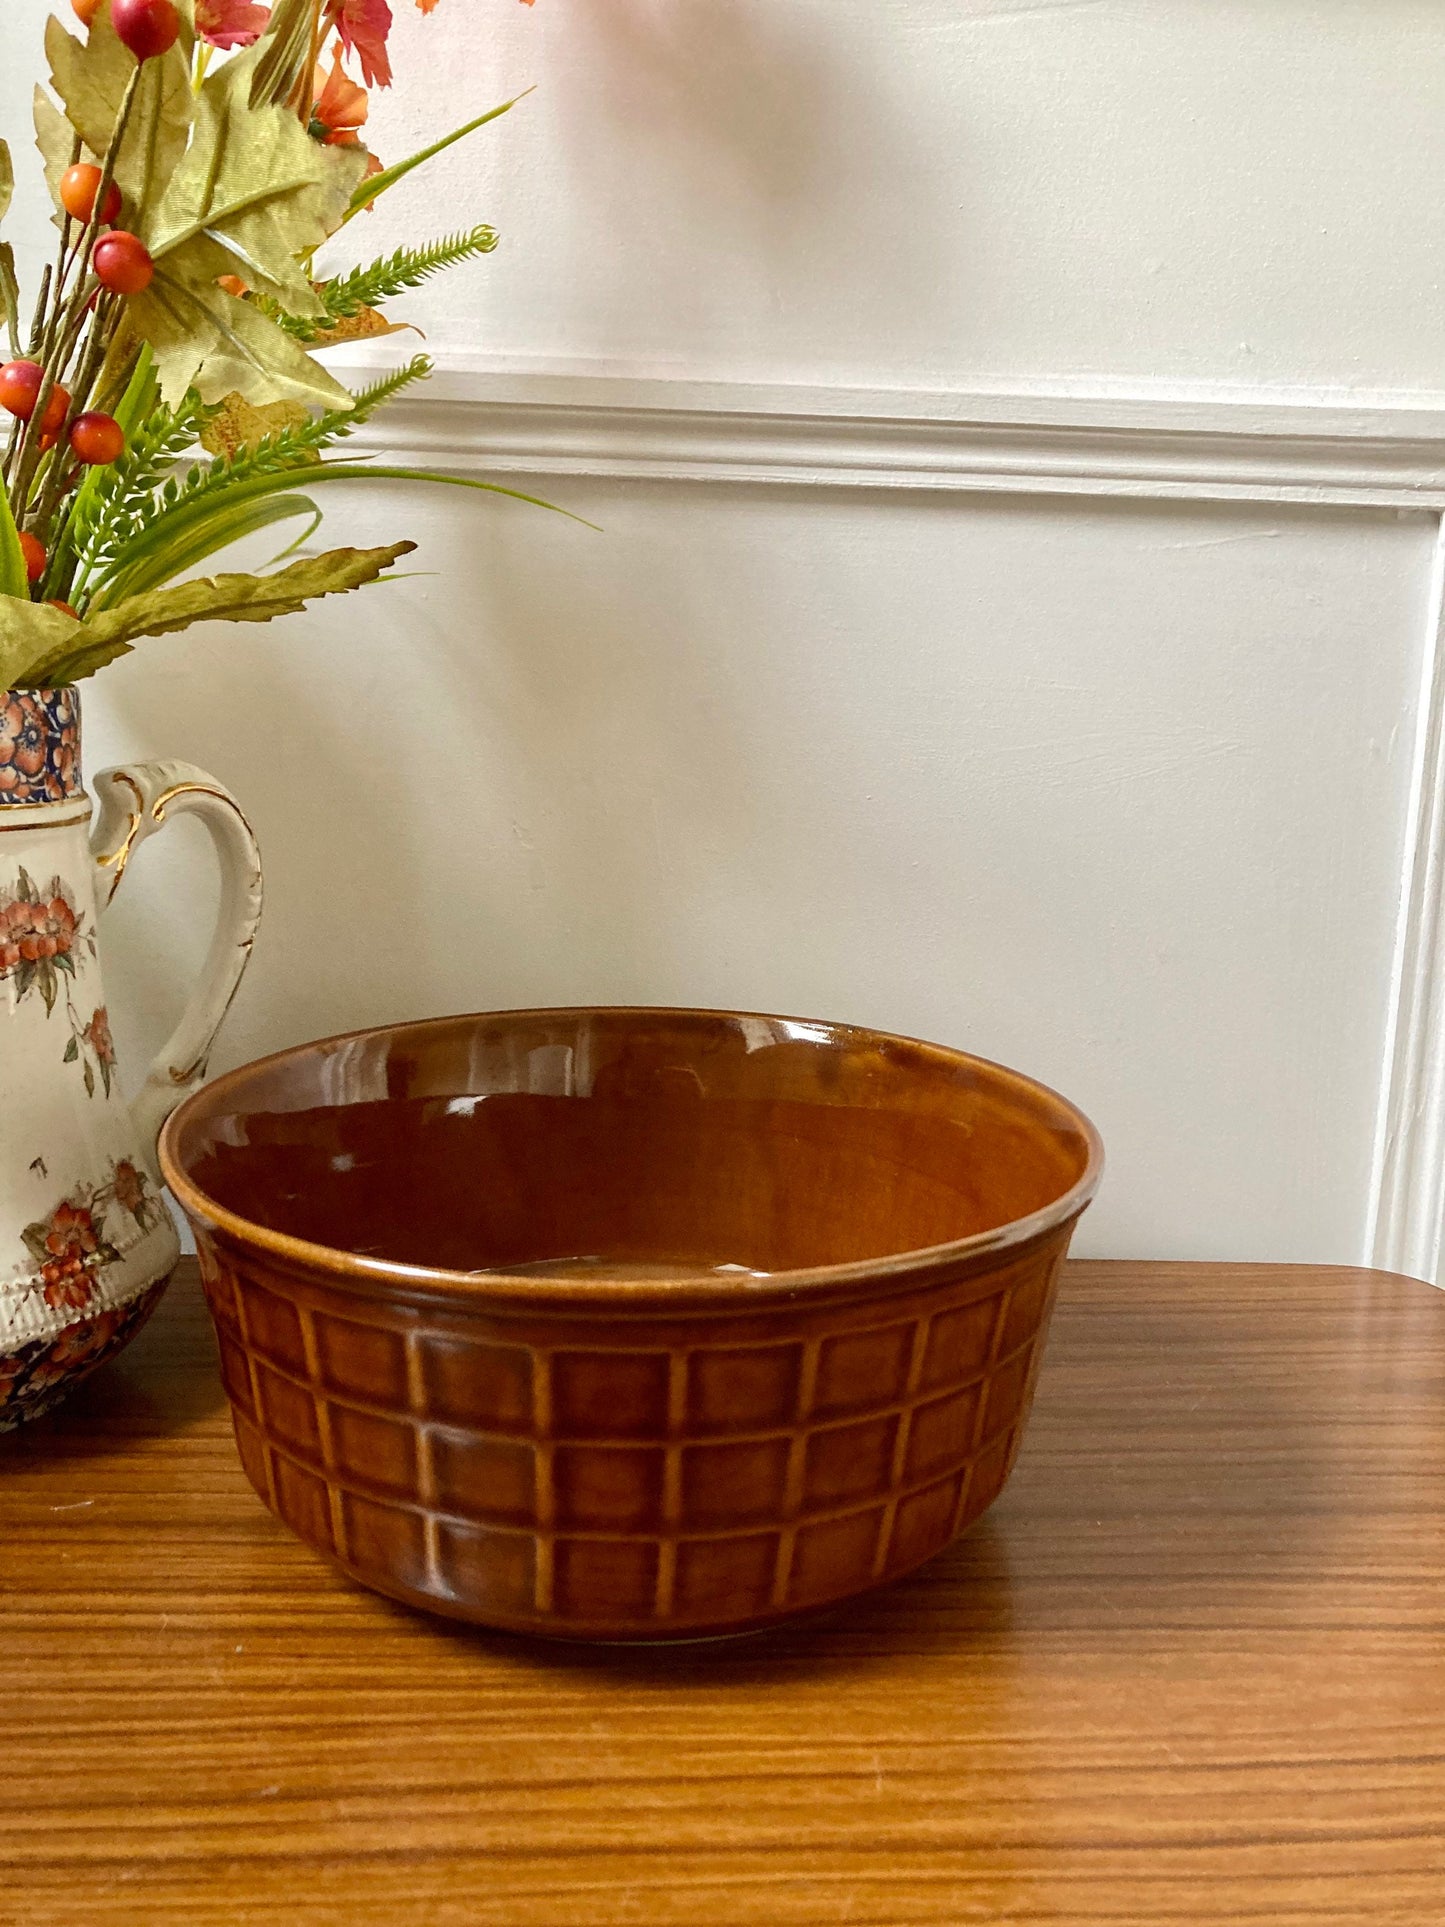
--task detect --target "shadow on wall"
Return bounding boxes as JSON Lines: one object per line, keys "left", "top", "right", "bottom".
{"left": 556, "top": 0, "right": 969, "bottom": 378}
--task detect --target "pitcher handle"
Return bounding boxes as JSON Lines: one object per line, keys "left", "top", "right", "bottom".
{"left": 90, "top": 760, "right": 263, "bottom": 1158}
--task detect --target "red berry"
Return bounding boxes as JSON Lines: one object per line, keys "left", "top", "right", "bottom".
{"left": 40, "top": 386, "right": 72, "bottom": 437}
{"left": 92, "top": 230, "right": 154, "bottom": 295}
{"left": 111, "top": 0, "right": 180, "bottom": 61}
{"left": 69, "top": 412, "right": 125, "bottom": 466}
{"left": 72, "top": 0, "right": 101, "bottom": 22}
{"left": 18, "top": 533, "right": 46, "bottom": 584}
{"left": 0, "top": 360, "right": 44, "bottom": 420}
{"left": 60, "top": 164, "right": 122, "bottom": 228}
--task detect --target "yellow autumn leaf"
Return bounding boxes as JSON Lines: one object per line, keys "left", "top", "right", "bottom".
{"left": 199, "top": 390, "right": 313, "bottom": 459}
{"left": 18, "top": 545, "right": 417, "bottom": 686}
{"left": 306, "top": 305, "right": 420, "bottom": 348}
{"left": 43, "top": 10, "right": 192, "bottom": 215}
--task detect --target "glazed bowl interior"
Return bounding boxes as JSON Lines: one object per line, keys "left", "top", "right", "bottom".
{"left": 163, "top": 1008, "right": 1100, "bottom": 1283}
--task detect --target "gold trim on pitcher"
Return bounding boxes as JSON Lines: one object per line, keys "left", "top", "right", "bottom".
{"left": 0, "top": 800, "right": 92, "bottom": 833}
{"left": 93, "top": 773, "right": 146, "bottom": 895}
{"left": 152, "top": 780, "right": 258, "bottom": 844}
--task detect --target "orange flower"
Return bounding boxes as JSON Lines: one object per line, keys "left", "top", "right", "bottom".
{"left": 112, "top": 1161, "right": 147, "bottom": 1219}
{"left": 44, "top": 1200, "right": 99, "bottom": 1265}
{"left": 0, "top": 889, "right": 79, "bottom": 972}
{"left": 84, "top": 1006, "right": 116, "bottom": 1069}
{"left": 311, "top": 58, "right": 369, "bottom": 145}
{"left": 326, "top": 0, "right": 393, "bottom": 89}
{"left": 43, "top": 1271, "right": 95, "bottom": 1312}
{"left": 39, "top": 1199, "right": 102, "bottom": 1312}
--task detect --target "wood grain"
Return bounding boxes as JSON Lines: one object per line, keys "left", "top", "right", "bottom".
{"left": 3, "top": 1259, "right": 1443, "bottom": 1926}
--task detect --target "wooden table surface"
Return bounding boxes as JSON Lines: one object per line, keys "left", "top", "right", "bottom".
{"left": 4, "top": 1259, "right": 1444, "bottom": 1926}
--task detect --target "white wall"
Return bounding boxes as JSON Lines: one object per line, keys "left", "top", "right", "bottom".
{"left": 7, "top": 2, "right": 1445, "bottom": 1272}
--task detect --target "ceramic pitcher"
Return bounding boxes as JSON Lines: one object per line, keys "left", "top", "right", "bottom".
{"left": 1, "top": 688, "right": 262, "bottom": 1429}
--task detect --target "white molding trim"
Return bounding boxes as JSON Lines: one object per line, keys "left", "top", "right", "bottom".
{"left": 336, "top": 359, "right": 1445, "bottom": 508}
{"left": 1369, "top": 517, "right": 1445, "bottom": 1286}
{"left": 341, "top": 355, "right": 1445, "bottom": 1281}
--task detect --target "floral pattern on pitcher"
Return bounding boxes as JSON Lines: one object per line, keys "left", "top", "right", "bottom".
{"left": 0, "top": 869, "right": 94, "bottom": 1008}
{"left": 1, "top": 869, "right": 117, "bottom": 1095}
{"left": 70, "top": 1004, "right": 117, "bottom": 1098}
{"left": 0, "top": 1280, "right": 165, "bottom": 1432}
{"left": 0, "top": 696, "right": 260, "bottom": 1426}
{"left": 0, "top": 690, "right": 82, "bottom": 806}
{"left": 21, "top": 1160, "right": 167, "bottom": 1315}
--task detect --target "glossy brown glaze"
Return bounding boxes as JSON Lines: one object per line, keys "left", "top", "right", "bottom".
{"left": 6, "top": 1261, "right": 1444, "bottom": 1925}
{"left": 159, "top": 1008, "right": 1101, "bottom": 1639}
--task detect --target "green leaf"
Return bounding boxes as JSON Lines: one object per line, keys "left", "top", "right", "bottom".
{"left": 47, "top": 349, "right": 162, "bottom": 597}
{"left": 88, "top": 457, "right": 587, "bottom": 610}
{"left": 0, "top": 597, "right": 81, "bottom": 689}
{"left": 262, "top": 230, "right": 498, "bottom": 343}
{"left": 111, "top": 348, "right": 163, "bottom": 440}
{"left": 60, "top": 349, "right": 159, "bottom": 552}
{"left": 22, "top": 1217, "right": 50, "bottom": 1269}
{"left": 25, "top": 542, "right": 416, "bottom": 684}
{"left": 94, "top": 357, "right": 432, "bottom": 600}
{"left": 83, "top": 1058, "right": 95, "bottom": 1099}
{"left": 102, "top": 489, "right": 323, "bottom": 603}
{"left": 149, "top": 46, "right": 363, "bottom": 307}
{"left": 89, "top": 30, "right": 366, "bottom": 408}
{"left": 0, "top": 137, "right": 16, "bottom": 350}
{"left": 43, "top": 11, "right": 192, "bottom": 213}
{"left": 131, "top": 267, "right": 356, "bottom": 410}
{"left": 0, "top": 243, "right": 21, "bottom": 358}
{"left": 0, "top": 487, "right": 29, "bottom": 602}
{"left": 63, "top": 1035, "right": 79, "bottom": 1063}
{"left": 32, "top": 85, "right": 80, "bottom": 231}
{"left": 148, "top": 41, "right": 363, "bottom": 304}
{"left": 345, "top": 95, "right": 528, "bottom": 221}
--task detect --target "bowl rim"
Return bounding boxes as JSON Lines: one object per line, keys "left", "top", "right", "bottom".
{"left": 159, "top": 1005, "right": 1105, "bottom": 1310}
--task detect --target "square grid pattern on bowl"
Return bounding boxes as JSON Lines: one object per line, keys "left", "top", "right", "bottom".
{"left": 203, "top": 1243, "right": 1062, "bottom": 1630}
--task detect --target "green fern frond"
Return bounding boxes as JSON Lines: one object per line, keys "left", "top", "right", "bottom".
{"left": 322, "top": 227, "right": 500, "bottom": 318}
{"left": 258, "top": 227, "right": 499, "bottom": 341}
{"left": 84, "top": 358, "right": 435, "bottom": 605}
{"left": 64, "top": 390, "right": 217, "bottom": 602}
{"left": 332, "top": 358, "right": 437, "bottom": 427}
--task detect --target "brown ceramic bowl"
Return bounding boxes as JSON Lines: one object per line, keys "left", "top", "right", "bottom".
{"left": 160, "top": 1007, "right": 1102, "bottom": 1641}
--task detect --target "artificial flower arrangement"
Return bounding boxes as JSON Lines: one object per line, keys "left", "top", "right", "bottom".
{"left": 0, "top": 0, "right": 541, "bottom": 694}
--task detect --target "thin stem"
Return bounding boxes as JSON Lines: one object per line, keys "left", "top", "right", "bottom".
{"left": 50, "top": 279, "right": 102, "bottom": 382}
{"left": 12, "top": 68, "right": 142, "bottom": 526}
{"left": 36, "top": 140, "right": 82, "bottom": 370}
{"left": 89, "top": 333, "right": 142, "bottom": 422}
{"left": 24, "top": 263, "right": 53, "bottom": 358}
{"left": 2, "top": 267, "right": 53, "bottom": 492}
{"left": 34, "top": 302, "right": 117, "bottom": 588}
{"left": 304, "top": 5, "right": 325, "bottom": 117}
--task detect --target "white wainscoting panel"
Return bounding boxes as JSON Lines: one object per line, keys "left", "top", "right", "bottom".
{"left": 85, "top": 367, "right": 1445, "bottom": 1276}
